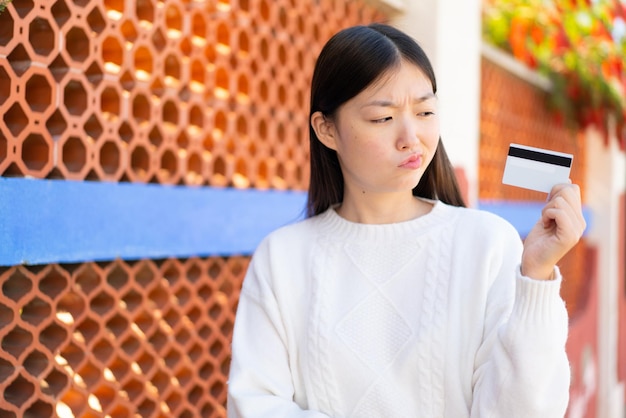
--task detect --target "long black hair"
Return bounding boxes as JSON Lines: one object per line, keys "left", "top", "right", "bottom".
{"left": 307, "top": 23, "right": 465, "bottom": 217}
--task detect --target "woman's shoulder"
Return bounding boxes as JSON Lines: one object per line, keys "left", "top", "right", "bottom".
{"left": 254, "top": 210, "right": 328, "bottom": 254}
{"left": 439, "top": 201, "right": 521, "bottom": 241}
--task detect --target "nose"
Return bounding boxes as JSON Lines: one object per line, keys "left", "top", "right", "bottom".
{"left": 396, "top": 116, "right": 420, "bottom": 151}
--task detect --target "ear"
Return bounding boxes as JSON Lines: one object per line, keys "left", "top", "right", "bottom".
{"left": 310, "top": 111, "right": 338, "bottom": 151}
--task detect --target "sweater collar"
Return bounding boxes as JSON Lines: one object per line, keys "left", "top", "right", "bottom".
{"left": 315, "top": 199, "right": 457, "bottom": 242}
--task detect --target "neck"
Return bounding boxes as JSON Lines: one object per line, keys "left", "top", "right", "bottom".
{"left": 335, "top": 191, "right": 432, "bottom": 224}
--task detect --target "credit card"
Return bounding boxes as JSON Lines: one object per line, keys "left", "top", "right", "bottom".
{"left": 502, "top": 143, "right": 573, "bottom": 193}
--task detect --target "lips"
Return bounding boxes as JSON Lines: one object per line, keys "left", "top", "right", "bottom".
{"left": 398, "top": 154, "right": 422, "bottom": 169}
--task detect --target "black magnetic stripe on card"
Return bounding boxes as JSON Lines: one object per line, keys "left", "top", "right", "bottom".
{"left": 508, "top": 146, "right": 572, "bottom": 167}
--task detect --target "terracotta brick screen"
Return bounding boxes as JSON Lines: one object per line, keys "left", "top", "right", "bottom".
{"left": 1, "top": 257, "right": 247, "bottom": 417}
{"left": 0, "top": 0, "right": 387, "bottom": 416}
{"left": 479, "top": 57, "right": 589, "bottom": 317}
{"left": 0, "top": 0, "right": 383, "bottom": 188}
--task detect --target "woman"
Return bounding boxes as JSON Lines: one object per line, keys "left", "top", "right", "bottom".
{"left": 227, "top": 23, "right": 585, "bottom": 417}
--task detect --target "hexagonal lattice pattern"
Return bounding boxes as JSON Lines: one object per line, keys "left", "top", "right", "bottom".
{"left": 0, "top": 257, "right": 248, "bottom": 417}
{"left": 0, "top": 1, "right": 388, "bottom": 417}
{"left": 479, "top": 58, "right": 587, "bottom": 201}
{"left": 0, "top": 0, "right": 387, "bottom": 188}
{"left": 479, "top": 57, "right": 589, "bottom": 318}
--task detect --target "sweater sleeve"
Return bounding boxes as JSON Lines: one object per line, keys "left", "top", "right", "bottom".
{"left": 470, "top": 258, "right": 570, "bottom": 418}
{"left": 227, "top": 241, "right": 331, "bottom": 418}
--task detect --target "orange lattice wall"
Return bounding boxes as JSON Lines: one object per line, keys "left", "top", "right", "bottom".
{"left": 479, "top": 57, "right": 589, "bottom": 317}
{"left": 1, "top": 258, "right": 247, "bottom": 417}
{"left": 0, "top": 0, "right": 388, "bottom": 416}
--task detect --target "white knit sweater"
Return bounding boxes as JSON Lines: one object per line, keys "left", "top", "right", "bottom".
{"left": 227, "top": 200, "right": 570, "bottom": 417}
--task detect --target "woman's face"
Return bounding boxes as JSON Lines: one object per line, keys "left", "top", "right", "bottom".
{"left": 316, "top": 60, "right": 440, "bottom": 198}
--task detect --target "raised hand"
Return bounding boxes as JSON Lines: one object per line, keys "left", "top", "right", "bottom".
{"left": 521, "top": 183, "right": 587, "bottom": 280}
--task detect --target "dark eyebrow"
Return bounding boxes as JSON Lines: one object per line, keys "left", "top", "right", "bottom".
{"left": 361, "top": 93, "right": 437, "bottom": 109}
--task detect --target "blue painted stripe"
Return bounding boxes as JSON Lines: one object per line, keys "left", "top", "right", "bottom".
{"left": 0, "top": 178, "right": 307, "bottom": 266}
{"left": 0, "top": 177, "right": 592, "bottom": 266}
{"left": 478, "top": 200, "right": 592, "bottom": 238}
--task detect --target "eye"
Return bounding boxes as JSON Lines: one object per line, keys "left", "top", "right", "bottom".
{"left": 372, "top": 116, "right": 392, "bottom": 123}
{"left": 417, "top": 111, "right": 435, "bottom": 117}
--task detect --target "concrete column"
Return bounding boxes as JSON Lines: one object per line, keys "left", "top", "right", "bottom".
{"left": 392, "top": 0, "right": 482, "bottom": 207}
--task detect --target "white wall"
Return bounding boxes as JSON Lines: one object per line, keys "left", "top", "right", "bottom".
{"left": 585, "top": 125, "right": 626, "bottom": 418}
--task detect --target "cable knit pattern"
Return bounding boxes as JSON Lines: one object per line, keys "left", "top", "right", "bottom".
{"left": 308, "top": 234, "right": 342, "bottom": 415}
{"left": 227, "top": 200, "right": 571, "bottom": 418}
{"left": 430, "top": 223, "right": 452, "bottom": 415}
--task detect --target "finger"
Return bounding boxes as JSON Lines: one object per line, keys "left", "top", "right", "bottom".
{"left": 541, "top": 195, "right": 567, "bottom": 227}
{"left": 542, "top": 189, "right": 582, "bottom": 224}
{"left": 546, "top": 184, "right": 584, "bottom": 226}
{"left": 551, "top": 184, "right": 585, "bottom": 229}
{"left": 548, "top": 194, "right": 584, "bottom": 230}
{"left": 542, "top": 196, "right": 585, "bottom": 241}
{"left": 561, "top": 183, "right": 582, "bottom": 207}
{"left": 548, "top": 183, "right": 581, "bottom": 205}
{"left": 547, "top": 182, "right": 571, "bottom": 201}
{"left": 541, "top": 206, "right": 582, "bottom": 248}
